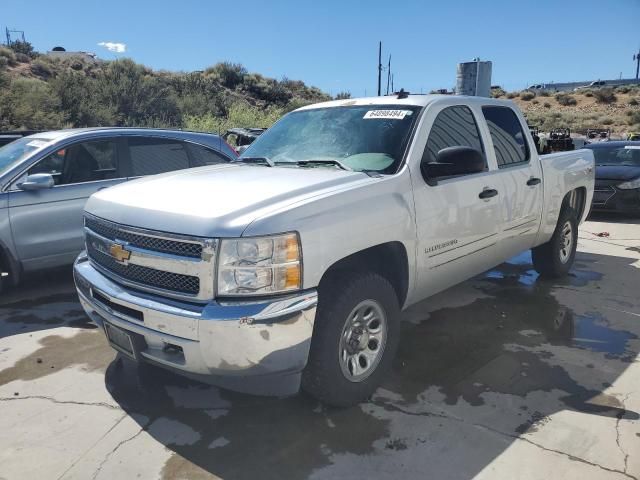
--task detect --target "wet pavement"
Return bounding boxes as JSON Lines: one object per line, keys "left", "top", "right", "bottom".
{"left": 1, "top": 215, "right": 639, "bottom": 480}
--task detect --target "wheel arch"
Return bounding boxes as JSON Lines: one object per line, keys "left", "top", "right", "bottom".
{"left": 0, "top": 239, "right": 21, "bottom": 287}
{"left": 563, "top": 187, "right": 587, "bottom": 223}
{"left": 318, "top": 241, "right": 410, "bottom": 309}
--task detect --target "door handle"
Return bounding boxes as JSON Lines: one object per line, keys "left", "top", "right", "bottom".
{"left": 527, "top": 177, "right": 541, "bottom": 186}
{"left": 479, "top": 188, "right": 498, "bottom": 199}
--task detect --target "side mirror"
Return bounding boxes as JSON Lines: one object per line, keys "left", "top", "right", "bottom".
{"left": 421, "top": 146, "right": 485, "bottom": 185}
{"left": 17, "top": 173, "right": 55, "bottom": 191}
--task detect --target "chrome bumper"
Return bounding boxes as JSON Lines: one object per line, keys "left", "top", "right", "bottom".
{"left": 73, "top": 252, "right": 317, "bottom": 395}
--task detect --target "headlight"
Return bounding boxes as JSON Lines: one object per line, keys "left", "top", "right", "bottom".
{"left": 617, "top": 177, "right": 640, "bottom": 190}
{"left": 217, "top": 233, "right": 302, "bottom": 296}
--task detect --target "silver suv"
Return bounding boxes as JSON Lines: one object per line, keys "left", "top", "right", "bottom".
{"left": 0, "top": 128, "right": 236, "bottom": 291}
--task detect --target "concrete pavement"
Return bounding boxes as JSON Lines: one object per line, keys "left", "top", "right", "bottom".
{"left": 1, "top": 215, "right": 639, "bottom": 480}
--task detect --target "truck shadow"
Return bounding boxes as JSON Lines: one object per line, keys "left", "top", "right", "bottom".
{"left": 0, "top": 267, "right": 95, "bottom": 339}
{"left": 104, "top": 250, "right": 640, "bottom": 480}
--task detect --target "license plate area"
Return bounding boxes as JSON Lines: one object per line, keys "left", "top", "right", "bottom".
{"left": 104, "top": 321, "right": 145, "bottom": 360}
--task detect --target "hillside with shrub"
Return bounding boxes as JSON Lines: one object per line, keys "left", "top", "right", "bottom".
{"left": 0, "top": 42, "right": 332, "bottom": 133}
{"left": 493, "top": 86, "right": 640, "bottom": 137}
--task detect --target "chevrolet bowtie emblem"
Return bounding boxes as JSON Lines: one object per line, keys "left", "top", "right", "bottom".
{"left": 109, "top": 243, "right": 131, "bottom": 263}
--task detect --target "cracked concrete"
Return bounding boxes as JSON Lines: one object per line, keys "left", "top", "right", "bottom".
{"left": 1, "top": 215, "right": 639, "bottom": 480}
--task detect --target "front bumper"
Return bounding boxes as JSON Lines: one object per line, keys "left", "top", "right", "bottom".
{"left": 591, "top": 185, "right": 640, "bottom": 214}
{"left": 73, "top": 252, "right": 317, "bottom": 395}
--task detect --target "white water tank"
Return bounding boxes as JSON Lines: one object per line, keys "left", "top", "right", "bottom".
{"left": 456, "top": 60, "right": 492, "bottom": 97}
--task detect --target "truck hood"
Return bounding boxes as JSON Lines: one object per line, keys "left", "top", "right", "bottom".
{"left": 85, "top": 163, "right": 373, "bottom": 237}
{"left": 595, "top": 165, "right": 640, "bottom": 181}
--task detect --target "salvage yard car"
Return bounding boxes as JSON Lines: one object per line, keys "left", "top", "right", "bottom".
{"left": 74, "top": 95, "right": 595, "bottom": 406}
{"left": 0, "top": 128, "right": 236, "bottom": 292}
{"left": 585, "top": 141, "right": 640, "bottom": 214}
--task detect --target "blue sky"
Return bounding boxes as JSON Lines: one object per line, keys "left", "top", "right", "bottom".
{"left": 4, "top": 0, "right": 640, "bottom": 96}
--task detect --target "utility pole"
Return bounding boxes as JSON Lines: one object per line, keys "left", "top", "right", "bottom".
{"left": 377, "top": 41, "right": 382, "bottom": 96}
{"left": 386, "top": 55, "right": 391, "bottom": 95}
{"left": 634, "top": 48, "right": 640, "bottom": 80}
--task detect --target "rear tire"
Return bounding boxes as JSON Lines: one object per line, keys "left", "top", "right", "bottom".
{"left": 532, "top": 207, "right": 578, "bottom": 278}
{"left": 302, "top": 271, "right": 400, "bottom": 407}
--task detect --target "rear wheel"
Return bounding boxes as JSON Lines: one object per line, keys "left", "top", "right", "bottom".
{"left": 532, "top": 207, "right": 578, "bottom": 278}
{"left": 302, "top": 271, "right": 400, "bottom": 407}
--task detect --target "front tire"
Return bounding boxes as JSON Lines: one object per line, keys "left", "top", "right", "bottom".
{"left": 532, "top": 207, "right": 578, "bottom": 278}
{"left": 302, "top": 271, "right": 400, "bottom": 407}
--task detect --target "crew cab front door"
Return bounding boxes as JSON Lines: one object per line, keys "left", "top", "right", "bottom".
{"left": 410, "top": 104, "right": 504, "bottom": 297}
{"left": 8, "top": 138, "right": 125, "bottom": 270}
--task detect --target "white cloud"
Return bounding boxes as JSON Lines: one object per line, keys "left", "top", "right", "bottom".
{"left": 98, "top": 42, "right": 126, "bottom": 53}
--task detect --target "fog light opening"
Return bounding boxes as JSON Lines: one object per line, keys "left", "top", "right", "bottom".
{"left": 163, "top": 343, "right": 184, "bottom": 355}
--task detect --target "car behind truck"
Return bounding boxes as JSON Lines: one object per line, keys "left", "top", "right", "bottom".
{"left": 74, "top": 94, "right": 595, "bottom": 406}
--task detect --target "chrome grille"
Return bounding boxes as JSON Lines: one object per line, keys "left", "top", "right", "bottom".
{"left": 87, "top": 242, "right": 200, "bottom": 295}
{"left": 84, "top": 216, "right": 202, "bottom": 258}
{"left": 83, "top": 214, "right": 217, "bottom": 301}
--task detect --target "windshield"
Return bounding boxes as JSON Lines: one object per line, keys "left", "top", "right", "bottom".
{"left": 0, "top": 137, "right": 51, "bottom": 176}
{"left": 240, "top": 105, "right": 422, "bottom": 173}
{"left": 589, "top": 145, "right": 640, "bottom": 166}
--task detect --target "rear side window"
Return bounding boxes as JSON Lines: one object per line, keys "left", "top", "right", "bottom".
{"left": 482, "top": 106, "right": 529, "bottom": 167}
{"left": 128, "top": 138, "right": 189, "bottom": 176}
{"left": 422, "top": 105, "right": 485, "bottom": 165}
{"left": 187, "top": 143, "right": 229, "bottom": 166}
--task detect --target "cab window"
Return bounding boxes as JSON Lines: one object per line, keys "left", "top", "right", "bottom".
{"left": 482, "top": 106, "right": 529, "bottom": 167}
{"left": 422, "top": 105, "right": 485, "bottom": 172}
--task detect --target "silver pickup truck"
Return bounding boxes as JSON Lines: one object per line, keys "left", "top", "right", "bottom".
{"left": 74, "top": 94, "right": 595, "bottom": 406}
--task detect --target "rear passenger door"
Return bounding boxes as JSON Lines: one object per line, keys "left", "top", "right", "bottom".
{"left": 481, "top": 106, "right": 543, "bottom": 259}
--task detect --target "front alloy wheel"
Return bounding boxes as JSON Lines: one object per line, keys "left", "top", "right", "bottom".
{"left": 339, "top": 299, "right": 387, "bottom": 382}
{"left": 302, "top": 271, "right": 400, "bottom": 407}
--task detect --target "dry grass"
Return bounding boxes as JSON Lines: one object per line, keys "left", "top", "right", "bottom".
{"left": 511, "top": 87, "right": 640, "bottom": 136}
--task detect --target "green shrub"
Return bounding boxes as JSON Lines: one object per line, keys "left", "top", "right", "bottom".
{"left": 601, "top": 118, "right": 614, "bottom": 125}
{"left": 593, "top": 88, "right": 617, "bottom": 104}
{"left": 532, "top": 99, "right": 539, "bottom": 104}
{"left": 9, "top": 40, "right": 36, "bottom": 59}
{"left": 0, "top": 47, "right": 17, "bottom": 66}
{"left": 555, "top": 93, "right": 577, "bottom": 106}
{"left": 584, "top": 91, "right": 593, "bottom": 97}
{"left": 15, "top": 52, "right": 30, "bottom": 63}
{"left": 627, "top": 111, "right": 640, "bottom": 126}
{"left": 491, "top": 87, "right": 506, "bottom": 98}
{"left": 539, "top": 90, "right": 550, "bottom": 97}
{"left": 520, "top": 90, "right": 536, "bottom": 101}
{"left": 616, "top": 86, "right": 630, "bottom": 94}
{"left": 629, "top": 98, "right": 638, "bottom": 106}
{"left": 335, "top": 91, "right": 351, "bottom": 100}
{"left": 205, "top": 62, "right": 247, "bottom": 89}
{"left": 184, "top": 101, "right": 284, "bottom": 133}
{"left": 543, "top": 102, "right": 551, "bottom": 108}
{"left": 0, "top": 78, "right": 63, "bottom": 129}
{"left": 30, "top": 58, "right": 53, "bottom": 79}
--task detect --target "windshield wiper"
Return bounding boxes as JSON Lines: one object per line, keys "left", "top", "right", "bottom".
{"left": 237, "top": 156, "right": 274, "bottom": 167}
{"left": 289, "top": 159, "right": 353, "bottom": 171}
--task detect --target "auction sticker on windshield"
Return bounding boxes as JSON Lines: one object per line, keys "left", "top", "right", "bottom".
{"left": 364, "top": 110, "right": 412, "bottom": 120}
